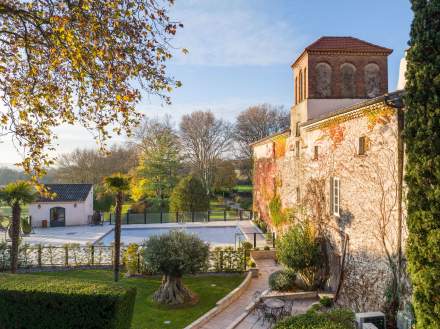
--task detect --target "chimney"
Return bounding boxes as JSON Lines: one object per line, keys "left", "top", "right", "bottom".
{"left": 397, "top": 51, "right": 407, "bottom": 90}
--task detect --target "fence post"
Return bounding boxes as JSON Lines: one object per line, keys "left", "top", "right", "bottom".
{"left": 253, "top": 233, "right": 257, "bottom": 249}
{"left": 91, "top": 245, "right": 95, "bottom": 266}
{"left": 137, "top": 252, "right": 140, "bottom": 274}
{"left": 37, "top": 245, "right": 42, "bottom": 267}
{"left": 273, "top": 232, "right": 276, "bottom": 248}
{"left": 176, "top": 211, "right": 179, "bottom": 223}
{"left": 144, "top": 209, "right": 147, "bottom": 224}
{"left": 220, "top": 251, "right": 223, "bottom": 272}
{"left": 109, "top": 213, "right": 112, "bottom": 225}
{"left": 192, "top": 211, "right": 195, "bottom": 222}
{"left": 64, "top": 245, "right": 69, "bottom": 267}
{"left": 160, "top": 210, "right": 163, "bottom": 224}
{"left": 239, "top": 210, "right": 242, "bottom": 221}
{"left": 224, "top": 210, "right": 227, "bottom": 221}
{"left": 126, "top": 211, "right": 130, "bottom": 225}
{"left": 207, "top": 210, "right": 210, "bottom": 222}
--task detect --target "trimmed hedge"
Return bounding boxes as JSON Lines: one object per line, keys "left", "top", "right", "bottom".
{"left": 274, "top": 309, "right": 355, "bottom": 329}
{"left": 0, "top": 274, "right": 136, "bottom": 329}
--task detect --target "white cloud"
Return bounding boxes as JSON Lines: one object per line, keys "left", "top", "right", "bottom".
{"left": 170, "top": 0, "right": 304, "bottom": 66}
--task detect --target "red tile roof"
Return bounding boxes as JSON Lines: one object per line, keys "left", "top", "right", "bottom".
{"left": 305, "top": 36, "right": 393, "bottom": 54}
{"left": 291, "top": 36, "right": 393, "bottom": 67}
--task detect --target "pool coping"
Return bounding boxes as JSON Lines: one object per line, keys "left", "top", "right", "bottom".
{"left": 94, "top": 220, "right": 259, "bottom": 246}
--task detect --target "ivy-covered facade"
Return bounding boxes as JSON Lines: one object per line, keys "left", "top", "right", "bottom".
{"left": 252, "top": 37, "right": 407, "bottom": 312}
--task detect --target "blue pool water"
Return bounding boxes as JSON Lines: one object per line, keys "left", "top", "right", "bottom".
{"left": 97, "top": 226, "right": 245, "bottom": 246}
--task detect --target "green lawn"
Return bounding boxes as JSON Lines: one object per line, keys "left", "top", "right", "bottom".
{"left": 28, "top": 270, "right": 244, "bottom": 329}
{"left": 0, "top": 205, "right": 28, "bottom": 218}
{"left": 234, "top": 185, "right": 252, "bottom": 192}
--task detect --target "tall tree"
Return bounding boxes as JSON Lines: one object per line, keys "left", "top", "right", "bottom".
{"left": 104, "top": 173, "right": 130, "bottom": 282}
{"left": 170, "top": 175, "right": 209, "bottom": 213}
{"left": 180, "top": 111, "right": 232, "bottom": 195}
{"left": 0, "top": 181, "right": 36, "bottom": 273}
{"left": 405, "top": 1, "right": 440, "bottom": 328}
{"left": 56, "top": 145, "right": 137, "bottom": 184}
{"left": 131, "top": 116, "right": 181, "bottom": 206}
{"left": 234, "top": 104, "right": 290, "bottom": 178}
{"left": 0, "top": 0, "right": 182, "bottom": 182}
{"left": 212, "top": 159, "right": 237, "bottom": 193}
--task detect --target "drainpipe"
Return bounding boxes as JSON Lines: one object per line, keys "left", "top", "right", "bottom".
{"left": 385, "top": 93, "right": 405, "bottom": 282}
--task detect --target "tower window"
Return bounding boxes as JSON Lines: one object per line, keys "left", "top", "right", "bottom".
{"left": 295, "top": 141, "right": 300, "bottom": 158}
{"left": 296, "top": 186, "right": 301, "bottom": 203}
{"left": 295, "top": 121, "right": 301, "bottom": 137}
{"left": 358, "top": 136, "right": 369, "bottom": 155}
{"left": 314, "top": 146, "right": 319, "bottom": 160}
{"left": 303, "top": 67, "right": 307, "bottom": 100}
{"left": 295, "top": 77, "right": 298, "bottom": 104}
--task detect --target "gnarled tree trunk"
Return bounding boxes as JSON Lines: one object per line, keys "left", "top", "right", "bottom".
{"left": 153, "top": 275, "right": 194, "bottom": 305}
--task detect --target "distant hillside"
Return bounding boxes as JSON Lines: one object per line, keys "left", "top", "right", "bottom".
{"left": 0, "top": 167, "right": 27, "bottom": 185}
{"left": 0, "top": 167, "right": 58, "bottom": 185}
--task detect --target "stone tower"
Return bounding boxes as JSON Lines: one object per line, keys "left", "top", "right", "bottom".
{"left": 291, "top": 36, "right": 393, "bottom": 131}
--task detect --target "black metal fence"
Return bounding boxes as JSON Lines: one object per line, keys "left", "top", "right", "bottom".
{"left": 108, "top": 209, "right": 253, "bottom": 225}
{"left": 0, "top": 243, "right": 249, "bottom": 273}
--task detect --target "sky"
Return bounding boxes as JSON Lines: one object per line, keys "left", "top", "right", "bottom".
{"left": 0, "top": 0, "right": 413, "bottom": 166}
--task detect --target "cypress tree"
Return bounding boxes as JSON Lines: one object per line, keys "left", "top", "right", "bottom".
{"left": 405, "top": 1, "right": 440, "bottom": 328}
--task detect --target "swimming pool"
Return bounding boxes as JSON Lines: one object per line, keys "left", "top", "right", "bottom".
{"left": 97, "top": 225, "right": 246, "bottom": 247}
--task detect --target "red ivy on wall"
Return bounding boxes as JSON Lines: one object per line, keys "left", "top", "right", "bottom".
{"left": 253, "top": 158, "right": 278, "bottom": 223}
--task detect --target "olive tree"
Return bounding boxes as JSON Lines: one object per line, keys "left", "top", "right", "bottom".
{"left": 142, "top": 230, "right": 210, "bottom": 305}
{"left": 276, "top": 221, "right": 322, "bottom": 289}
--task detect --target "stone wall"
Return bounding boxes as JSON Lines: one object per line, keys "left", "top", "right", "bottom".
{"left": 253, "top": 101, "right": 407, "bottom": 311}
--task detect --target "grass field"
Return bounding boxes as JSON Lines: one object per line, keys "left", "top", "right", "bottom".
{"left": 234, "top": 185, "right": 252, "bottom": 192}
{"left": 0, "top": 205, "right": 28, "bottom": 217}
{"left": 28, "top": 270, "right": 244, "bottom": 329}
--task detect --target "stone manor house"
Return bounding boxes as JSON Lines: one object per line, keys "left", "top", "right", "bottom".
{"left": 252, "top": 36, "right": 406, "bottom": 311}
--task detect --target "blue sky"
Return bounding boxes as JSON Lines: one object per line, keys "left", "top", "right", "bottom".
{"left": 0, "top": 0, "right": 413, "bottom": 165}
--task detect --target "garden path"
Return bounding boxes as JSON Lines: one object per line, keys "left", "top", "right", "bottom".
{"left": 199, "top": 259, "right": 281, "bottom": 329}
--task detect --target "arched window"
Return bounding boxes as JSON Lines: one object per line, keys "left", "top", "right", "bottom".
{"left": 303, "top": 67, "right": 307, "bottom": 99}
{"left": 50, "top": 207, "right": 66, "bottom": 227}
{"left": 299, "top": 70, "right": 303, "bottom": 102}
{"left": 364, "top": 63, "right": 381, "bottom": 98}
{"left": 295, "top": 76, "right": 298, "bottom": 104}
{"left": 340, "top": 63, "right": 356, "bottom": 98}
{"left": 315, "top": 63, "right": 332, "bottom": 97}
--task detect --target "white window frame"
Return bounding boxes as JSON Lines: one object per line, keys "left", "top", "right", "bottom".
{"left": 332, "top": 177, "right": 340, "bottom": 217}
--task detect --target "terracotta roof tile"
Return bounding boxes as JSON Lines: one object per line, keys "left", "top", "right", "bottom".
{"left": 305, "top": 36, "right": 393, "bottom": 54}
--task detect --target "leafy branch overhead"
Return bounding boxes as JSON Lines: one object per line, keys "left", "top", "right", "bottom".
{"left": 0, "top": 0, "right": 182, "bottom": 182}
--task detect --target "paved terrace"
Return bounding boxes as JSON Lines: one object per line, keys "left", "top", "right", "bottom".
{"left": 22, "top": 220, "right": 265, "bottom": 246}
{"left": 199, "top": 259, "right": 281, "bottom": 329}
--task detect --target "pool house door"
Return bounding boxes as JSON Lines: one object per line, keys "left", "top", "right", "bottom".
{"left": 50, "top": 207, "right": 66, "bottom": 227}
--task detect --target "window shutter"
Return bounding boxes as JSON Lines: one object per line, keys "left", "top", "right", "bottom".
{"left": 329, "top": 177, "right": 334, "bottom": 215}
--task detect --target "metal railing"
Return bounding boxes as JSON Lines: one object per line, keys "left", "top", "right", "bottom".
{"left": 0, "top": 244, "right": 249, "bottom": 273}
{"left": 108, "top": 209, "right": 253, "bottom": 225}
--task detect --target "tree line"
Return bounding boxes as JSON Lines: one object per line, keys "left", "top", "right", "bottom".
{"left": 1, "top": 104, "right": 289, "bottom": 213}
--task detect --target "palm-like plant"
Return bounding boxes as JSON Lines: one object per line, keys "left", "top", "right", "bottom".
{"left": 104, "top": 173, "right": 130, "bottom": 282}
{"left": 0, "top": 181, "right": 36, "bottom": 273}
